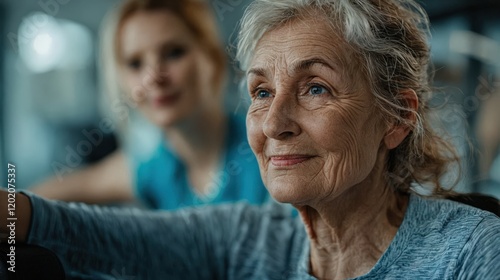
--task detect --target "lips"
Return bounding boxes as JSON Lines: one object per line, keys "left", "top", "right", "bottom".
{"left": 152, "top": 93, "right": 180, "bottom": 107}
{"left": 270, "top": 155, "right": 314, "bottom": 167}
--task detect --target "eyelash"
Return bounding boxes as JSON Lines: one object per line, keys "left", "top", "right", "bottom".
{"left": 249, "top": 81, "right": 333, "bottom": 102}
{"left": 305, "top": 83, "right": 330, "bottom": 96}
{"left": 251, "top": 87, "right": 272, "bottom": 99}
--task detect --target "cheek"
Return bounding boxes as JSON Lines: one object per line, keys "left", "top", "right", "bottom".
{"left": 169, "top": 60, "right": 193, "bottom": 85}
{"left": 120, "top": 72, "right": 148, "bottom": 104}
{"left": 309, "top": 106, "right": 382, "bottom": 184}
{"left": 246, "top": 112, "right": 265, "bottom": 155}
{"left": 177, "top": 52, "right": 210, "bottom": 90}
{"left": 121, "top": 71, "right": 140, "bottom": 92}
{"left": 307, "top": 108, "right": 355, "bottom": 151}
{"left": 197, "top": 56, "right": 216, "bottom": 89}
{"left": 317, "top": 100, "right": 379, "bottom": 150}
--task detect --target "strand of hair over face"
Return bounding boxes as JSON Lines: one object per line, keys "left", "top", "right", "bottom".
{"left": 237, "top": 0, "right": 460, "bottom": 195}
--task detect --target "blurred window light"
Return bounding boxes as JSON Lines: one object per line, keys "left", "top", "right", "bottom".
{"left": 33, "top": 33, "right": 53, "bottom": 55}
{"left": 18, "top": 12, "right": 92, "bottom": 73}
{"left": 18, "top": 12, "right": 63, "bottom": 73}
{"left": 450, "top": 30, "right": 500, "bottom": 68}
{"left": 429, "top": 18, "right": 469, "bottom": 68}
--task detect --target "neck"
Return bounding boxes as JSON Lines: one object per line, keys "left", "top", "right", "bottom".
{"left": 163, "top": 107, "right": 226, "bottom": 170}
{"left": 296, "top": 155, "right": 409, "bottom": 280}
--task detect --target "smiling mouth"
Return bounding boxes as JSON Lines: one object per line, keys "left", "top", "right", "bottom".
{"left": 152, "top": 93, "right": 180, "bottom": 107}
{"left": 270, "top": 155, "right": 314, "bottom": 167}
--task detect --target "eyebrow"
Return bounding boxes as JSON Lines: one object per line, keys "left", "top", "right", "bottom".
{"left": 247, "top": 57, "right": 337, "bottom": 78}
{"left": 291, "top": 58, "right": 337, "bottom": 74}
{"left": 121, "top": 38, "right": 184, "bottom": 60}
{"left": 247, "top": 67, "right": 267, "bottom": 77}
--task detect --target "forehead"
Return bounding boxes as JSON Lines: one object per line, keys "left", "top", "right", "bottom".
{"left": 119, "top": 9, "right": 192, "bottom": 56}
{"left": 249, "top": 16, "right": 356, "bottom": 75}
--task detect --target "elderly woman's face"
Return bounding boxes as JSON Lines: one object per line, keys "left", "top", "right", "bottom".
{"left": 246, "top": 17, "right": 387, "bottom": 205}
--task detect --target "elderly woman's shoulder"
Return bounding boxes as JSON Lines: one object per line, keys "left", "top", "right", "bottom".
{"left": 386, "top": 194, "right": 500, "bottom": 278}
{"left": 409, "top": 195, "right": 500, "bottom": 252}
{"left": 410, "top": 193, "right": 500, "bottom": 228}
{"left": 404, "top": 194, "right": 500, "bottom": 251}
{"left": 444, "top": 192, "right": 500, "bottom": 217}
{"left": 426, "top": 192, "right": 497, "bottom": 212}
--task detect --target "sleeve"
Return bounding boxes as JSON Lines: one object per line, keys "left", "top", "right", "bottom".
{"left": 22, "top": 191, "right": 242, "bottom": 279}
{"left": 456, "top": 214, "right": 500, "bottom": 279}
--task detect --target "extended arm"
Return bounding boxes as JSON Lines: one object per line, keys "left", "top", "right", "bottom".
{"left": 1, "top": 191, "right": 238, "bottom": 279}
{"left": 30, "top": 151, "right": 135, "bottom": 204}
{"left": 0, "top": 190, "right": 31, "bottom": 242}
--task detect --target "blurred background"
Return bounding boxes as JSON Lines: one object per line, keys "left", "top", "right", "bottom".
{"left": 0, "top": 0, "right": 499, "bottom": 198}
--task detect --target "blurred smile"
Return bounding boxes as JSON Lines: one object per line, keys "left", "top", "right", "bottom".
{"left": 151, "top": 92, "right": 181, "bottom": 108}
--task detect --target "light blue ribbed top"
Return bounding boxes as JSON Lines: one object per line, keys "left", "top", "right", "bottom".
{"left": 24, "top": 192, "right": 500, "bottom": 279}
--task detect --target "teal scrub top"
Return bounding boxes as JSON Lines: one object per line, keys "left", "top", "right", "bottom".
{"left": 134, "top": 115, "right": 269, "bottom": 210}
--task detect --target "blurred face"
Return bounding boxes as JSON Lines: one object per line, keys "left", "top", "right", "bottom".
{"left": 246, "top": 17, "right": 387, "bottom": 206}
{"left": 119, "top": 9, "right": 216, "bottom": 128}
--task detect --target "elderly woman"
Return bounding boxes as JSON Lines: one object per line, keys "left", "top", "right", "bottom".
{"left": 1, "top": 0, "right": 500, "bottom": 279}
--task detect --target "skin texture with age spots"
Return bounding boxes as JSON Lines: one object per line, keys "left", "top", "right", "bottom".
{"left": 246, "top": 15, "right": 414, "bottom": 280}
{"left": 246, "top": 16, "right": 388, "bottom": 207}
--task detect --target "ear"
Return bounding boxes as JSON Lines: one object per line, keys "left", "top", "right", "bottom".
{"left": 384, "top": 89, "right": 418, "bottom": 150}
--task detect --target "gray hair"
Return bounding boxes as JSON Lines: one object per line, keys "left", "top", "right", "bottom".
{"left": 237, "top": 0, "right": 459, "bottom": 194}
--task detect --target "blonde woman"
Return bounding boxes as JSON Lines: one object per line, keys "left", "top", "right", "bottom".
{"left": 32, "top": 0, "right": 268, "bottom": 209}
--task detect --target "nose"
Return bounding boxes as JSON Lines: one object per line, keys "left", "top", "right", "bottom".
{"left": 262, "top": 92, "right": 301, "bottom": 140}
{"left": 143, "top": 61, "right": 170, "bottom": 90}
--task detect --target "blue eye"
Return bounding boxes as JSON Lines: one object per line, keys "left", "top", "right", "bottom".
{"left": 257, "top": 90, "right": 271, "bottom": 98}
{"left": 309, "top": 85, "right": 327, "bottom": 95}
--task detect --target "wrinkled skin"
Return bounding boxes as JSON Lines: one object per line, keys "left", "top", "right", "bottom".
{"left": 246, "top": 16, "right": 415, "bottom": 279}
{"left": 246, "top": 18, "right": 387, "bottom": 207}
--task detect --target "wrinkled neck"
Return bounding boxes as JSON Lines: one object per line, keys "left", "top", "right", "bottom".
{"left": 297, "top": 153, "right": 409, "bottom": 279}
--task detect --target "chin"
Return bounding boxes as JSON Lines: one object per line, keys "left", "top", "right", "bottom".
{"left": 265, "top": 177, "right": 314, "bottom": 204}
{"left": 151, "top": 111, "right": 185, "bottom": 128}
{"left": 268, "top": 191, "right": 300, "bottom": 204}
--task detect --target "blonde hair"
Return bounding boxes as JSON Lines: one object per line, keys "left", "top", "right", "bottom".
{"left": 98, "top": 0, "right": 227, "bottom": 133}
{"left": 237, "top": 0, "right": 460, "bottom": 195}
